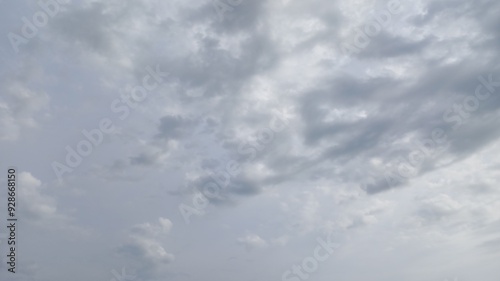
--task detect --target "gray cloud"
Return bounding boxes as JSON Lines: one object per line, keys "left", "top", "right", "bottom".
{"left": 2, "top": 0, "right": 500, "bottom": 280}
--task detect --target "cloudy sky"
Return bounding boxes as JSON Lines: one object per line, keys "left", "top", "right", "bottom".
{"left": 0, "top": 0, "right": 499, "bottom": 280}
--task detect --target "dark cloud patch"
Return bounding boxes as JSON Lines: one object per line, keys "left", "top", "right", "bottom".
{"left": 156, "top": 115, "right": 194, "bottom": 140}
{"left": 130, "top": 152, "right": 159, "bottom": 166}
{"left": 357, "top": 32, "right": 435, "bottom": 59}
{"left": 478, "top": 237, "right": 500, "bottom": 252}
{"left": 51, "top": 2, "right": 114, "bottom": 53}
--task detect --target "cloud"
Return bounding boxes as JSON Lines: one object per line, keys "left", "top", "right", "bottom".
{"left": 417, "top": 194, "right": 463, "bottom": 221}
{"left": 237, "top": 234, "right": 268, "bottom": 251}
{"left": 2, "top": 0, "right": 500, "bottom": 280}
{"left": 117, "top": 217, "right": 175, "bottom": 279}
{"left": 0, "top": 82, "right": 49, "bottom": 141}
{"left": 156, "top": 115, "right": 196, "bottom": 141}
{"left": 130, "top": 217, "right": 173, "bottom": 236}
{"left": 18, "top": 172, "right": 65, "bottom": 223}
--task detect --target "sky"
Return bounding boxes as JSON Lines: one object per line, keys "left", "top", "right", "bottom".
{"left": 0, "top": 0, "right": 499, "bottom": 281}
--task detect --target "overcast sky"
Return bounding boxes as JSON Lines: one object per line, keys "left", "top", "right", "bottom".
{"left": 0, "top": 0, "right": 500, "bottom": 281}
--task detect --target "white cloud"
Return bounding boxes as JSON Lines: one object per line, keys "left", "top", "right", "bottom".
{"left": 0, "top": 83, "right": 49, "bottom": 141}
{"left": 117, "top": 217, "right": 175, "bottom": 279}
{"left": 18, "top": 172, "right": 63, "bottom": 222}
{"left": 237, "top": 234, "right": 268, "bottom": 251}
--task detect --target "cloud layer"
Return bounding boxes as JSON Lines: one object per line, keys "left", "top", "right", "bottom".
{"left": 1, "top": 0, "right": 500, "bottom": 280}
